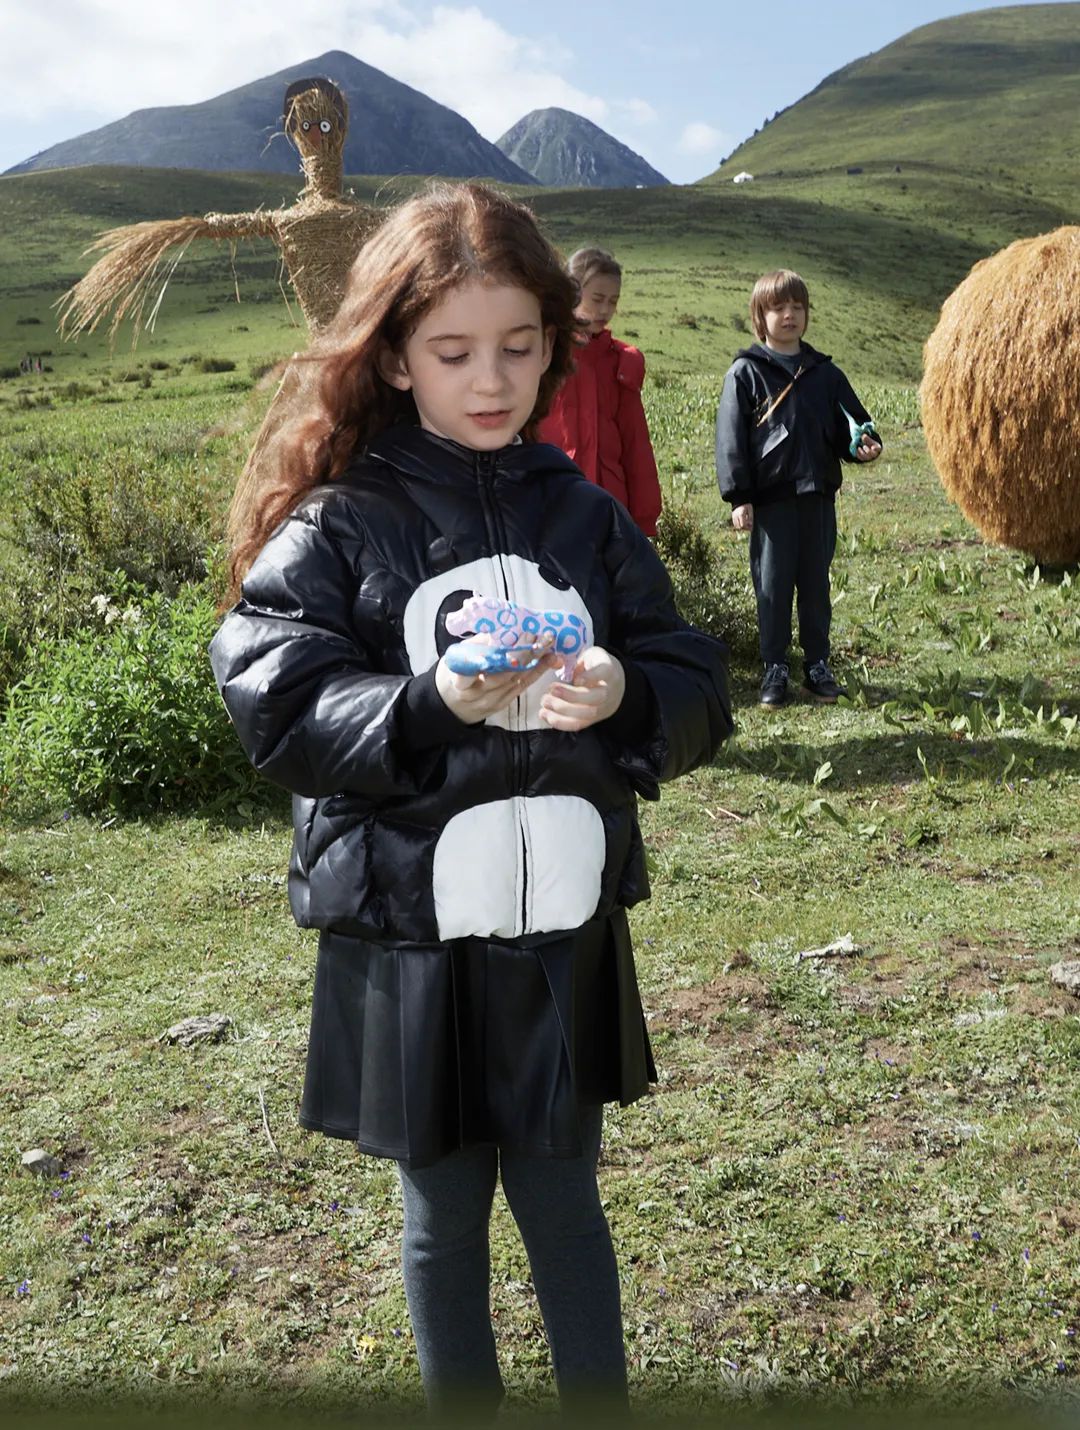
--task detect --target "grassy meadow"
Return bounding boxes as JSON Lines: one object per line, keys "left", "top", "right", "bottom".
{"left": 0, "top": 153, "right": 1078, "bottom": 1422}
{"left": 716, "top": 3, "right": 1080, "bottom": 205}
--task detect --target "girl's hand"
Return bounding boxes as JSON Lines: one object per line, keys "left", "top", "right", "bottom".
{"left": 855, "top": 436, "right": 882, "bottom": 462}
{"left": 538, "top": 646, "right": 625, "bottom": 732}
{"left": 435, "top": 640, "right": 558, "bottom": 724}
{"left": 732, "top": 503, "right": 754, "bottom": 531}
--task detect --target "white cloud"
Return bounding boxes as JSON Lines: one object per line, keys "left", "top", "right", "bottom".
{"left": 349, "top": 5, "right": 611, "bottom": 139}
{"left": 677, "top": 120, "right": 732, "bottom": 155}
{"left": 614, "top": 98, "right": 658, "bottom": 127}
{"left": 0, "top": 1, "right": 631, "bottom": 149}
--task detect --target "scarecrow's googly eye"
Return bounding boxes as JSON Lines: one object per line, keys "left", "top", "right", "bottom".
{"left": 319, "top": 120, "right": 332, "bottom": 134}
{"left": 301, "top": 120, "right": 311, "bottom": 131}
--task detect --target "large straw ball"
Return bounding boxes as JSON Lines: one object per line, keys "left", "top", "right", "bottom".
{"left": 920, "top": 226, "right": 1080, "bottom": 566}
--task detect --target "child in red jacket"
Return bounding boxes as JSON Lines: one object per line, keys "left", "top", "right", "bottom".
{"left": 539, "top": 247, "right": 662, "bottom": 536}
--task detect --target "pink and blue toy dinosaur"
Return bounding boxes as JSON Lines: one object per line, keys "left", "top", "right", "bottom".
{"left": 444, "top": 594, "right": 587, "bottom": 681}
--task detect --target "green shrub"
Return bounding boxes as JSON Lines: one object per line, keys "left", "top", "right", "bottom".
{"left": 11, "top": 456, "right": 218, "bottom": 595}
{"left": 0, "top": 582, "right": 258, "bottom": 815}
{"left": 198, "top": 357, "right": 236, "bottom": 373}
{"left": 0, "top": 452, "right": 225, "bottom": 695}
{"left": 656, "top": 501, "right": 758, "bottom": 665}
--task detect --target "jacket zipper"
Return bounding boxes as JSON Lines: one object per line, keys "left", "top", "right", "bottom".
{"left": 475, "top": 451, "right": 530, "bottom": 936}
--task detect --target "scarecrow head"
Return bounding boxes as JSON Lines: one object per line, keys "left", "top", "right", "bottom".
{"left": 283, "top": 77, "right": 348, "bottom": 164}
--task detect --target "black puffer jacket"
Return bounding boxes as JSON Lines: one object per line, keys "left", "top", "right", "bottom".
{"left": 210, "top": 425, "right": 732, "bottom": 949}
{"left": 715, "top": 341, "right": 879, "bottom": 506}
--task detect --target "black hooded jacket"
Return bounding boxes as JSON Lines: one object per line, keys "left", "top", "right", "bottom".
{"left": 210, "top": 425, "right": 732, "bottom": 950}
{"left": 715, "top": 341, "right": 879, "bottom": 506}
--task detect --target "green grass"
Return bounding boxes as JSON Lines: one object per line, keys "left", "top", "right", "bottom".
{"left": 1, "top": 363, "right": 1078, "bottom": 1413}
{"left": 1, "top": 145, "right": 1079, "bottom": 1417}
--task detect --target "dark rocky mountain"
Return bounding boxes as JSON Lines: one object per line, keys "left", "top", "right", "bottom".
{"left": 5, "top": 50, "right": 535, "bottom": 184}
{"left": 496, "top": 108, "right": 669, "bottom": 188}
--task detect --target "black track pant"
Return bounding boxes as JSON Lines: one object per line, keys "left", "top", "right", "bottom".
{"left": 749, "top": 492, "right": 837, "bottom": 670}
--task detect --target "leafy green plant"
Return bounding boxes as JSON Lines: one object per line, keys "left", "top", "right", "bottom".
{"left": 655, "top": 500, "right": 758, "bottom": 662}
{"left": 0, "top": 582, "right": 257, "bottom": 814}
{"left": 10, "top": 453, "right": 219, "bottom": 592}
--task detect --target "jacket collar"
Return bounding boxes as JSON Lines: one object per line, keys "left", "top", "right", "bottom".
{"left": 363, "top": 423, "right": 581, "bottom": 485}
{"left": 737, "top": 340, "right": 831, "bottom": 371}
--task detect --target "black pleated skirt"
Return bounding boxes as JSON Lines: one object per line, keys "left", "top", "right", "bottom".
{"left": 298, "top": 908, "right": 656, "bottom": 1168}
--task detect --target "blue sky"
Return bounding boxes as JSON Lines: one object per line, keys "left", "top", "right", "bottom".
{"left": 0, "top": 1, "right": 1069, "bottom": 180}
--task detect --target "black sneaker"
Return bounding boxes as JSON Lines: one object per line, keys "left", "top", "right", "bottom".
{"left": 759, "top": 662, "right": 789, "bottom": 708}
{"left": 803, "top": 660, "right": 845, "bottom": 703}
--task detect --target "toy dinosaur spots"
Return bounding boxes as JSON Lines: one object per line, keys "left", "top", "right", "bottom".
{"left": 445, "top": 595, "right": 587, "bottom": 681}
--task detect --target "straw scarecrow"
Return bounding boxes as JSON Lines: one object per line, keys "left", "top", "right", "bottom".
{"left": 58, "top": 77, "right": 380, "bottom": 342}
{"left": 921, "top": 227, "right": 1080, "bottom": 566}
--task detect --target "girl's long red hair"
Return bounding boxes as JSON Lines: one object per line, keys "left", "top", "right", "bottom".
{"left": 226, "top": 183, "right": 579, "bottom": 598}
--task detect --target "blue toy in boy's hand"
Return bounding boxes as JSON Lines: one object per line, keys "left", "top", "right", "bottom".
{"left": 444, "top": 643, "right": 546, "bottom": 676}
{"left": 840, "top": 403, "right": 878, "bottom": 458}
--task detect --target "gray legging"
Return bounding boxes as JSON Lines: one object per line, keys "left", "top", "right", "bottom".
{"left": 397, "top": 1105, "right": 628, "bottom": 1416}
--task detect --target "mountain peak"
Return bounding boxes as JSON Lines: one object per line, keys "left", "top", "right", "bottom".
{"left": 497, "top": 108, "right": 668, "bottom": 189}
{"left": 5, "top": 51, "right": 536, "bottom": 184}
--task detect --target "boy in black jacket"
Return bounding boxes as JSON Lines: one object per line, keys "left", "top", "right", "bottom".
{"left": 715, "top": 270, "right": 881, "bottom": 707}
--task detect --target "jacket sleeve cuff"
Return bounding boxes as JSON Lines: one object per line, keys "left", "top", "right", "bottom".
{"left": 603, "top": 659, "right": 656, "bottom": 746}
{"left": 399, "top": 666, "right": 474, "bottom": 751}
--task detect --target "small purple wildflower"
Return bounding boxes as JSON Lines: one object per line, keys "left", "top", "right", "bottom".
{"left": 1067, "top": 1328, "right": 1076, "bottom": 1339}
{"left": 50, "top": 1189, "right": 62, "bottom": 1200}
{"left": 229, "top": 1267, "right": 238, "bottom": 1278}
{"left": 393, "top": 1328, "right": 402, "bottom": 1338}
{"left": 1023, "top": 1248, "right": 1031, "bottom": 1262}
{"left": 60, "top": 1171, "right": 71, "bottom": 1181}
{"left": 329, "top": 1200, "right": 339, "bottom": 1212}
{"left": 61, "top": 811, "right": 72, "bottom": 822}
{"left": 81, "top": 1233, "right": 91, "bottom": 1245}
{"left": 16, "top": 1280, "right": 30, "bottom": 1296}
{"left": 837, "top": 1215, "right": 847, "bottom": 1223}
{"left": 884, "top": 1058, "right": 895, "bottom": 1066}
{"left": 1057, "top": 1361, "right": 1067, "bottom": 1374}
{"left": 972, "top": 1231, "right": 981, "bottom": 1242}
{"left": 658, "top": 1286, "right": 668, "bottom": 1298}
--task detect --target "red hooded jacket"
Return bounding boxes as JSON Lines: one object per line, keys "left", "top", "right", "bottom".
{"left": 538, "top": 329, "right": 662, "bottom": 537}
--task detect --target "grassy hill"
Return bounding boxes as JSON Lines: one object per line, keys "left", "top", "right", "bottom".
{"left": 708, "top": 2, "right": 1080, "bottom": 209}
{"left": 0, "top": 158, "right": 1072, "bottom": 394}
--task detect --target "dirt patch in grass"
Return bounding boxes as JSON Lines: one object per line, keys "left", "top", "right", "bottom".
{"left": 856, "top": 1111, "right": 917, "bottom": 1152}
{"left": 936, "top": 940, "right": 1037, "bottom": 997}
{"left": 1007, "top": 981, "right": 1080, "bottom": 1019}
{"left": 651, "top": 973, "right": 777, "bottom": 1034}
{"left": 837, "top": 956, "right": 912, "bottom": 1012}
{"left": 863, "top": 1037, "right": 910, "bottom": 1066}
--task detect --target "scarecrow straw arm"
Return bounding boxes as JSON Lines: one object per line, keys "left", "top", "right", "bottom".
{"left": 57, "top": 209, "right": 281, "bottom": 344}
